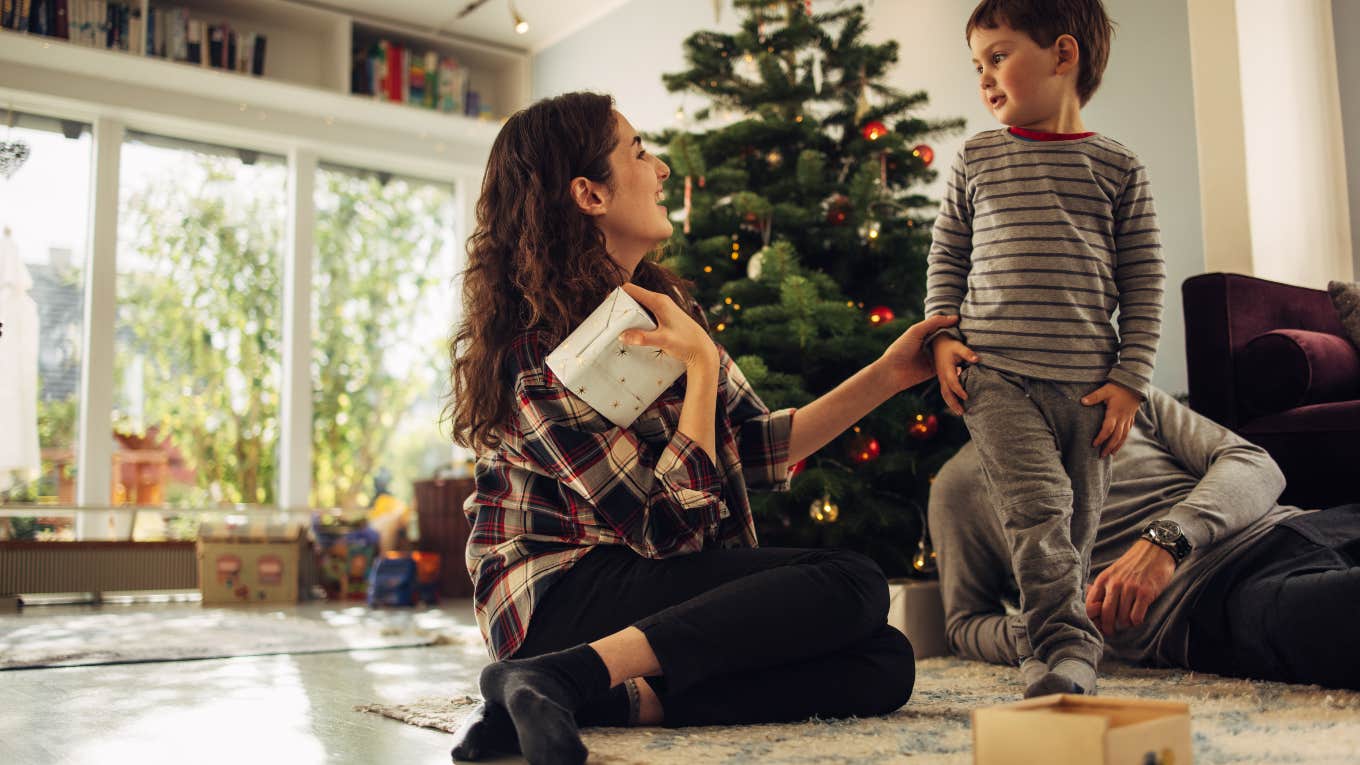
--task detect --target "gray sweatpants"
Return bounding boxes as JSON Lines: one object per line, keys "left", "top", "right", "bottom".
{"left": 959, "top": 364, "right": 1110, "bottom": 669}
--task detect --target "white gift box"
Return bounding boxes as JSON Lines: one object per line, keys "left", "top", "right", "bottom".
{"left": 545, "top": 287, "right": 687, "bottom": 428}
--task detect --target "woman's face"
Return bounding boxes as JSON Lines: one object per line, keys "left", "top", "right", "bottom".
{"left": 594, "top": 111, "right": 672, "bottom": 274}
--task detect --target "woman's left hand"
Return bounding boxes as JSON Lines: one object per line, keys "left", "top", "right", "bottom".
{"left": 878, "top": 314, "right": 963, "bottom": 392}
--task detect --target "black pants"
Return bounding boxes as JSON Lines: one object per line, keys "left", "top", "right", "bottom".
{"left": 513, "top": 545, "right": 916, "bottom": 727}
{"left": 1187, "top": 504, "right": 1360, "bottom": 690}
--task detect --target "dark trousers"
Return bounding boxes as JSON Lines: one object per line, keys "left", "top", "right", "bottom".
{"left": 513, "top": 545, "right": 916, "bottom": 727}
{"left": 1187, "top": 504, "right": 1360, "bottom": 690}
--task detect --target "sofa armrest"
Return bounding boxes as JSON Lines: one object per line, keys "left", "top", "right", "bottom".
{"left": 1183, "top": 272, "right": 1349, "bottom": 429}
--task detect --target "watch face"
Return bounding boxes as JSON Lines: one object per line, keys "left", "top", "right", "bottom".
{"left": 1149, "top": 521, "right": 1180, "bottom": 543}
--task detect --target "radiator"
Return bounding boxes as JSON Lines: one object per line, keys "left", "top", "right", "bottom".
{"left": 0, "top": 542, "right": 198, "bottom": 596}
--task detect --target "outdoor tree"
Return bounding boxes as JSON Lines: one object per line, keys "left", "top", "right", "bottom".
{"left": 656, "top": 0, "right": 968, "bottom": 576}
{"left": 116, "top": 155, "right": 454, "bottom": 511}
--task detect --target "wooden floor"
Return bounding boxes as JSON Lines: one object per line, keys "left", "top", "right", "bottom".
{"left": 0, "top": 599, "right": 508, "bottom": 765}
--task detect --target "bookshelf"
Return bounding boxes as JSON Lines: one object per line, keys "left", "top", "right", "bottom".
{"left": 0, "top": 0, "right": 530, "bottom": 142}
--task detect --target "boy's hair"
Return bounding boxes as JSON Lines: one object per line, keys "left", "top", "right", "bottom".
{"left": 966, "top": 0, "right": 1114, "bottom": 106}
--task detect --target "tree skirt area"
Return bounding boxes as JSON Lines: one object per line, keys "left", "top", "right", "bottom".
{"left": 360, "top": 656, "right": 1360, "bottom": 764}
{"left": 0, "top": 605, "right": 474, "bottom": 669}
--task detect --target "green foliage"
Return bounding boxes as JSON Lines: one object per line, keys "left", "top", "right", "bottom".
{"left": 656, "top": 1, "right": 969, "bottom": 576}
{"left": 116, "top": 156, "right": 455, "bottom": 511}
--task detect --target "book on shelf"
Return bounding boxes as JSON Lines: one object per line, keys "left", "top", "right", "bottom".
{"left": 352, "top": 38, "right": 478, "bottom": 116}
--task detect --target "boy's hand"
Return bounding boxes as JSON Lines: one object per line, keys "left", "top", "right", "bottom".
{"left": 931, "top": 335, "right": 979, "bottom": 416}
{"left": 1082, "top": 382, "right": 1142, "bottom": 457}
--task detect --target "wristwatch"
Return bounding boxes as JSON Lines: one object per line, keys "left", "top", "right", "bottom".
{"left": 1141, "top": 519, "right": 1192, "bottom": 565}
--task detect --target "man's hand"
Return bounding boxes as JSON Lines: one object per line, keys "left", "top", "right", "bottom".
{"left": 1082, "top": 382, "right": 1141, "bottom": 457}
{"left": 931, "top": 335, "right": 979, "bottom": 416}
{"left": 1085, "top": 540, "right": 1175, "bottom": 636}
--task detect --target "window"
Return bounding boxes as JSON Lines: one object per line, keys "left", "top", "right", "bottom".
{"left": 114, "top": 132, "right": 287, "bottom": 509}
{"left": 0, "top": 112, "right": 90, "bottom": 535}
{"left": 310, "top": 163, "right": 458, "bottom": 514}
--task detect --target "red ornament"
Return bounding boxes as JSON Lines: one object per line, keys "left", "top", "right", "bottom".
{"left": 861, "top": 120, "right": 889, "bottom": 141}
{"left": 824, "top": 193, "right": 850, "bottom": 226}
{"left": 867, "top": 306, "right": 895, "bottom": 325}
{"left": 788, "top": 459, "right": 807, "bottom": 478}
{"left": 912, "top": 144, "right": 935, "bottom": 166}
{"left": 908, "top": 413, "right": 940, "bottom": 440}
{"left": 848, "top": 433, "right": 881, "bottom": 463}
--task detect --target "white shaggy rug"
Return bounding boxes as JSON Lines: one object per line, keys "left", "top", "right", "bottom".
{"left": 0, "top": 606, "right": 470, "bottom": 669}
{"left": 359, "top": 656, "right": 1360, "bottom": 764}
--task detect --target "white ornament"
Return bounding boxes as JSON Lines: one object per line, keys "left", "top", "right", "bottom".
{"left": 747, "top": 250, "right": 765, "bottom": 280}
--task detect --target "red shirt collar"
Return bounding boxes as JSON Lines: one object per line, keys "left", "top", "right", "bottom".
{"left": 1009, "top": 126, "right": 1096, "bottom": 141}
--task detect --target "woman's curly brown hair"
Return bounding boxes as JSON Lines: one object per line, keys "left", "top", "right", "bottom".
{"left": 447, "top": 92, "right": 698, "bottom": 452}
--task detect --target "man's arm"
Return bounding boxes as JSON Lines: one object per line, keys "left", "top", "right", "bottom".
{"left": 1144, "top": 388, "right": 1285, "bottom": 549}
{"left": 928, "top": 442, "right": 1021, "bottom": 665}
{"left": 1086, "top": 387, "right": 1287, "bottom": 634}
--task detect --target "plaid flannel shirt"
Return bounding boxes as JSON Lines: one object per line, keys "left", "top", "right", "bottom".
{"left": 464, "top": 329, "right": 796, "bottom": 660}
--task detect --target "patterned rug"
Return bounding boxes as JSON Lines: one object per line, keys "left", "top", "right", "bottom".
{"left": 360, "top": 656, "right": 1360, "bottom": 764}
{"left": 0, "top": 606, "right": 472, "bottom": 669}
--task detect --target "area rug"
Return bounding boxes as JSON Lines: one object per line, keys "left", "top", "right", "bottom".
{"left": 359, "top": 656, "right": 1360, "bottom": 764}
{"left": 0, "top": 607, "right": 472, "bottom": 669}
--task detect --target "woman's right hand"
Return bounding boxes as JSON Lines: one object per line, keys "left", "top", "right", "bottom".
{"left": 619, "top": 282, "right": 718, "bottom": 373}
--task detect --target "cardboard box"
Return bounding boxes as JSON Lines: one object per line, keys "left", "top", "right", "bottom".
{"left": 973, "top": 694, "right": 1192, "bottom": 765}
{"left": 196, "top": 520, "right": 303, "bottom": 605}
{"left": 887, "top": 578, "right": 950, "bottom": 659}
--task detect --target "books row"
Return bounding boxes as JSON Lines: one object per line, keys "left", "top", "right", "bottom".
{"left": 146, "top": 6, "right": 267, "bottom": 76}
{"left": 1, "top": 1, "right": 266, "bottom": 76}
{"left": 352, "top": 40, "right": 491, "bottom": 119}
{"left": 4, "top": 1, "right": 142, "bottom": 51}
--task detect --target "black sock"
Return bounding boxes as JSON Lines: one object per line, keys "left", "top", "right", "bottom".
{"left": 479, "top": 645, "right": 611, "bottom": 765}
{"left": 575, "top": 683, "right": 631, "bottom": 727}
{"left": 449, "top": 701, "right": 518, "bottom": 761}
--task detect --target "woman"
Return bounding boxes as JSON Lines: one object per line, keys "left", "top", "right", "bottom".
{"left": 447, "top": 92, "right": 961, "bottom": 765}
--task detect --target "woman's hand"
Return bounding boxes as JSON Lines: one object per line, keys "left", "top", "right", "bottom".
{"left": 618, "top": 282, "right": 718, "bottom": 373}
{"left": 880, "top": 314, "right": 972, "bottom": 395}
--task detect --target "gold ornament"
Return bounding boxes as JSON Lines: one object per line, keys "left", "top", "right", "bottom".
{"left": 809, "top": 494, "right": 840, "bottom": 523}
{"left": 912, "top": 534, "right": 938, "bottom": 574}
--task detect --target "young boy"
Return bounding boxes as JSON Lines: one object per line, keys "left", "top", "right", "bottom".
{"left": 924, "top": 0, "right": 1164, "bottom": 697}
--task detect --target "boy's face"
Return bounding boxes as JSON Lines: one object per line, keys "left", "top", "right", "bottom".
{"left": 969, "top": 24, "right": 1072, "bottom": 130}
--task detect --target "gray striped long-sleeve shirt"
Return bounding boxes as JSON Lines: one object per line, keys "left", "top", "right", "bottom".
{"left": 924, "top": 129, "right": 1165, "bottom": 396}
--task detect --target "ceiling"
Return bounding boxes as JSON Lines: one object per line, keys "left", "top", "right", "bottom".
{"left": 301, "top": 0, "right": 636, "bottom": 53}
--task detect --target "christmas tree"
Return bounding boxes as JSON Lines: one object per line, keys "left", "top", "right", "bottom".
{"left": 655, "top": 0, "right": 968, "bottom": 577}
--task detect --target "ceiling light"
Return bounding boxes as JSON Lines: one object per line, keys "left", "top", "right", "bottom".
{"left": 510, "top": 0, "right": 529, "bottom": 34}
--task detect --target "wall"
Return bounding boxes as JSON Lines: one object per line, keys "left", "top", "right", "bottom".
{"left": 1336, "top": 0, "right": 1360, "bottom": 281}
{"left": 533, "top": 0, "right": 1205, "bottom": 395}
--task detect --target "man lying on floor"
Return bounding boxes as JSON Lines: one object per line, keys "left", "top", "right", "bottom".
{"left": 928, "top": 386, "right": 1360, "bottom": 691}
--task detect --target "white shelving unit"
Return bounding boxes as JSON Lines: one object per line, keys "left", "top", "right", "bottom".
{"left": 0, "top": 0, "right": 529, "bottom": 174}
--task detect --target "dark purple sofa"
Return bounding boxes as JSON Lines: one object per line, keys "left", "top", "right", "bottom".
{"left": 1183, "top": 272, "right": 1360, "bottom": 509}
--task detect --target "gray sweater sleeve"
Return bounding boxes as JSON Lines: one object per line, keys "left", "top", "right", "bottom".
{"left": 1107, "top": 163, "right": 1165, "bottom": 396}
{"left": 923, "top": 150, "right": 972, "bottom": 344}
{"left": 926, "top": 441, "right": 1020, "bottom": 665}
{"left": 1142, "top": 389, "right": 1286, "bottom": 549}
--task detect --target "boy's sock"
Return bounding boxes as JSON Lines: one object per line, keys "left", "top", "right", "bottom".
{"left": 478, "top": 644, "right": 612, "bottom": 765}
{"left": 1023, "top": 658, "right": 1097, "bottom": 698}
{"left": 1020, "top": 657, "right": 1047, "bottom": 687}
{"left": 1051, "top": 657, "right": 1097, "bottom": 694}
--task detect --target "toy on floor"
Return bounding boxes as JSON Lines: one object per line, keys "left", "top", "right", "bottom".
{"left": 367, "top": 551, "right": 442, "bottom": 607}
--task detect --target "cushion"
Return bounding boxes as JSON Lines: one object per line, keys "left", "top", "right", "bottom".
{"left": 1239, "top": 328, "right": 1360, "bottom": 414}
{"left": 1330, "top": 280, "right": 1360, "bottom": 349}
